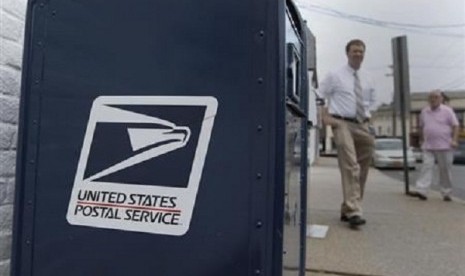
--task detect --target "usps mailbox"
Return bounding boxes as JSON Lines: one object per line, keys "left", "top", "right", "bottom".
{"left": 12, "top": 0, "right": 309, "bottom": 275}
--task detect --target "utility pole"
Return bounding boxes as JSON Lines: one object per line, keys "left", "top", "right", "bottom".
{"left": 392, "top": 101, "right": 396, "bottom": 137}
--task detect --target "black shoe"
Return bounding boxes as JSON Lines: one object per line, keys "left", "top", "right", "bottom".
{"left": 348, "top": 216, "right": 366, "bottom": 228}
{"left": 341, "top": 214, "right": 366, "bottom": 224}
{"left": 416, "top": 193, "right": 428, "bottom": 201}
{"left": 443, "top": 195, "right": 452, "bottom": 202}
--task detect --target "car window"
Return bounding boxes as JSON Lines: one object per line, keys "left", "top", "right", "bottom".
{"left": 375, "top": 140, "right": 402, "bottom": 150}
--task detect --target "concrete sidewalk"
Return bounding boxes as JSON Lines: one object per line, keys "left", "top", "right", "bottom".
{"left": 305, "top": 157, "right": 465, "bottom": 276}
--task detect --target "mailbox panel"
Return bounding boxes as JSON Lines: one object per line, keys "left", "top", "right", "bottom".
{"left": 12, "top": 0, "right": 308, "bottom": 275}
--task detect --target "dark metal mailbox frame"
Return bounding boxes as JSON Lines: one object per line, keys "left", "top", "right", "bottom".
{"left": 12, "top": 0, "right": 309, "bottom": 275}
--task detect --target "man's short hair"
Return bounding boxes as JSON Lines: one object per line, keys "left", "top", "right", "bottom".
{"left": 345, "top": 39, "right": 366, "bottom": 53}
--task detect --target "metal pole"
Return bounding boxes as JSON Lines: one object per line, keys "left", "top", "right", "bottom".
{"left": 392, "top": 36, "right": 410, "bottom": 194}
{"left": 399, "top": 80, "right": 410, "bottom": 194}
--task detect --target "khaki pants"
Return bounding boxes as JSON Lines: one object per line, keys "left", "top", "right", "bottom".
{"left": 332, "top": 119, "right": 374, "bottom": 217}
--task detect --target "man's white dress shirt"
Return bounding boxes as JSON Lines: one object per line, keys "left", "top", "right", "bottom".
{"left": 318, "top": 64, "right": 376, "bottom": 119}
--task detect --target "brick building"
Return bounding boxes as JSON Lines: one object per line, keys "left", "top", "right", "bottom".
{"left": 0, "top": 0, "right": 27, "bottom": 274}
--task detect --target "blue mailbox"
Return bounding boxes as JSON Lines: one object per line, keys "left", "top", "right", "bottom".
{"left": 12, "top": 0, "right": 310, "bottom": 275}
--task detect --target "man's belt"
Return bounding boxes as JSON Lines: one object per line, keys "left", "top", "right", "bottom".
{"left": 331, "top": 114, "right": 369, "bottom": 124}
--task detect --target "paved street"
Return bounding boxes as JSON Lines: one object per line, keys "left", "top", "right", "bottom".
{"left": 376, "top": 163, "right": 465, "bottom": 200}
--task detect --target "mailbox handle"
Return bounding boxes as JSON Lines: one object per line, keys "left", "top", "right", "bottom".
{"left": 285, "top": 99, "right": 306, "bottom": 118}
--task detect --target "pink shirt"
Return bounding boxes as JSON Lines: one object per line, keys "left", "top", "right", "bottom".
{"left": 420, "top": 104, "right": 459, "bottom": 150}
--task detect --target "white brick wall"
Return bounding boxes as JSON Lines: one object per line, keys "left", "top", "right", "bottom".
{"left": 0, "top": 0, "right": 27, "bottom": 274}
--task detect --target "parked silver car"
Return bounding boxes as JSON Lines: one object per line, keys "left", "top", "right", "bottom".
{"left": 373, "top": 138, "right": 415, "bottom": 169}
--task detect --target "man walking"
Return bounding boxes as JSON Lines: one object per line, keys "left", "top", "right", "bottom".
{"left": 415, "top": 90, "right": 459, "bottom": 201}
{"left": 319, "top": 39, "right": 376, "bottom": 229}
